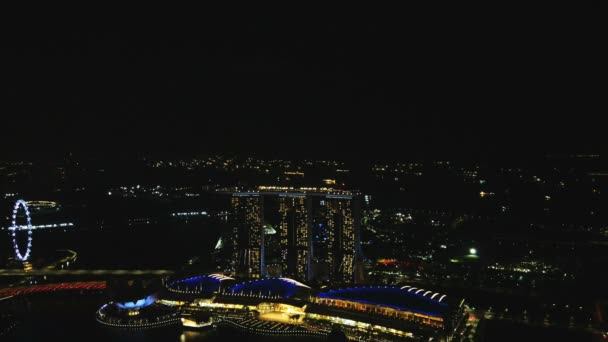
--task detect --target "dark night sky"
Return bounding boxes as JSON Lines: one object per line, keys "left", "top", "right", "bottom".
{"left": 1, "top": 17, "right": 603, "bottom": 162}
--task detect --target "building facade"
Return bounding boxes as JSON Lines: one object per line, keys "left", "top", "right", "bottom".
{"left": 278, "top": 194, "right": 312, "bottom": 281}
{"left": 227, "top": 187, "right": 361, "bottom": 283}
{"left": 231, "top": 193, "right": 265, "bottom": 278}
{"left": 325, "top": 195, "right": 361, "bottom": 283}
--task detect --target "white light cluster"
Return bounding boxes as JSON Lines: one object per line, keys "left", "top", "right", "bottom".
{"left": 278, "top": 277, "right": 311, "bottom": 289}
{"left": 209, "top": 273, "right": 234, "bottom": 281}
{"left": 400, "top": 285, "right": 446, "bottom": 302}
{"left": 171, "top": 211, "right": 207, "bottom": 217}
{"left": 95, "top": 316, "right": 180, "bottom": 329}
{"left": 8, "top": 222, "right": 74, "bottom": 230}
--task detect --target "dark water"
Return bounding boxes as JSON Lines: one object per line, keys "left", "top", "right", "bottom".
{"left": 0, "top": 222, "right": 295, "bottom": 341}
{"left": 1, "top": 222, "right": 223, "bottom": 271}
{"left": 482, "top": 319, "right": 594, "bottom": 342}
{"left": 2, "top": 293, "right": 317, "bottom": 342}
{"left": 0, "top": 221, "right": 318, "bottom": 341}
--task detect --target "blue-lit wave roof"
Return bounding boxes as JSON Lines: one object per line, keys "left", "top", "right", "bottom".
{"left": 115, "top": 295, "right": 156, "bottom": 310}
{"left": 317, "top": 286, "right": 449, "bottom": 317}
{"left": 169, "top": 274, "right": 234, "bottom": 293}
{"left": 229, "top": 278, "right": 311, "bottom": 298}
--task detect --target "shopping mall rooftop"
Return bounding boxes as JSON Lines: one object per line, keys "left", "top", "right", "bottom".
{"left": 317, "top": 285, "right": 450, "bottom": 317}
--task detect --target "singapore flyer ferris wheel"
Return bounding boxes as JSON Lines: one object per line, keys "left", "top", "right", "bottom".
{"left": 8, "top": 199, "right": 33, "bottom": 262}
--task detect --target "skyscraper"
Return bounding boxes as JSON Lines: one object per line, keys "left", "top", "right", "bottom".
{"left": 225, "top": 187, "right": 361, "bottom": 283}
{"left": 325, "top": 194, "right": 361, "bottom": 283}
{"left": 278, "top": 194, "right": 312, "bottom": 281}
{"left": 230, "top": 193, "right": 264, "bottom": 278}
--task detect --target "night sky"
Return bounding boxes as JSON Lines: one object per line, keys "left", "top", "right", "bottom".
{"left": 1, "top": 18, "right": 603, "bottom": 161}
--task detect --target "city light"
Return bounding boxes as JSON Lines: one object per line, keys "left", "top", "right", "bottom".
{"left": 10, "top": 199, "right": 33, "bottom": 261}
{"left": 6, "top": 222, "right": 74, "bottom": 230}
{"left": 1, "top": 19, "right": 598, "bottom": 342}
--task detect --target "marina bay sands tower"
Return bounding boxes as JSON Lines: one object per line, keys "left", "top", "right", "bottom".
{"left": 278, "top": 193, "right": 312, "bottom": 281}
{"left": 227, "top": 187, "right": 361, "bottom": 283}
{"left": 230, "top": 193, "right": 265, "bottom": 279}
{"left": 325, "top": 194, "right": 361, "bottom": 283}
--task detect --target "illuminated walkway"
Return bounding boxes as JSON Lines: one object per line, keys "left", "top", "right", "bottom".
{"left": 217, "top": 317, "right": 327, "bottom": 338}
{"left": 0, "top": 269, "right": 174, "bottom": 277}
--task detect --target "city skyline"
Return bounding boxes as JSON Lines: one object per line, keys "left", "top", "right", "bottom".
{"left": 1, "top": 15, "right": 605, "bottom": 342}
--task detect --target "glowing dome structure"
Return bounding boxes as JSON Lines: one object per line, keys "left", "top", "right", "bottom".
{"left": 96, "top": 301, "right": 179, "bottom": 329}
{"left": 263, "top": 224, "right": 276, "bottom": 235}
{"left": 154, "top": 277, "right": 467, "bottom": 340}
{"left": 317, "top": 286, "right": 449, "bottom": 317}
{"left": 96, "top": 278, "right": 180, "bottom": 329}
{"left": 168, "top": 274, "right": 235, "bottom": 294}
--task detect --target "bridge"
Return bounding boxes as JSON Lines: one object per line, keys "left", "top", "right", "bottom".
{"left": 4, "top": 201, "right": 174, "bottom": 277}
{"left": 0, "top": 281, "right": 106, "bottom": 297}
{"left": 0, "top": 269, "right": 174, "bottom": 277}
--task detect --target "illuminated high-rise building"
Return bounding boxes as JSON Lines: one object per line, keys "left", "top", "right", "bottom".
{"left": 325, "top": 195, "right": 361, "bottom": 283}
{"left": 278, "top": 194, "right": 312, "bottom": 281}
{"left": 224, "top": 186, "right": 361, "bottom": 283}
{"left": 230, "top": 193, "right": 264, "bottom": 278}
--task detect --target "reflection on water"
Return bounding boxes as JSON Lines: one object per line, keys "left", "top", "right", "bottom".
{"left": 2, "top": 293, "right": 317, "bottom": 342}
{"left": 2, "top": 291, "right": 596, "bottom": 342}
{"left": 181, "top": 331, "right": 210, "bottom": 341}
{"left": 0, "top": 225, "right": 320, "bottom": 341}
{"left": 483, "top": 319, "right": 593, "bottom": 342}
{"left": 0, "top": 223, "right": 221, "bottom": 271}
